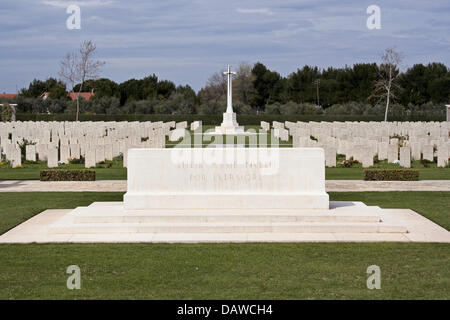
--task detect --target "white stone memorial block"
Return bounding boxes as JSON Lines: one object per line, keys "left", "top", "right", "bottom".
{"left": 11, "top": 148, "right": 21, "bottom": 168}
{"left": 377, "top": 142, "right": 388, "bottom": 160}
{"left": 390, "top": 138, "right": 399, "bottom": 146}
{"left": 85, "top": 149, "right": 96, "bottom": 168}
{"left": 36, "top": 144, "right": 48, "bottom": 161}
{"left": 410, "top": 142, "right": 421, "bottom": 161}
{"left": 274, "top": 128, "right": 289, "bottom": 142}
{"left": 112, "top": 142, "right": 120, "bottom": 158}
{"left": 70, "top": 144, "right": 80, "bottom": 160}
{"left": 387, "top": 145, "right": 398, "bottom": 163}
{"left": 124, "top": 148, "right": 329, "bottom": 210}
{"left": 437, "top": 146, "right": 448, "bottom": 167}
{"left": 47, "top": 147, "right": 58, "bottom": 168}
{"left": 96, "top": 145, "right": 105, "bottom": 163}
{"left": 25, "top": 145, "right": 36, "bottom": 162}
{"left": 261, "top": 121, "right": 270, "bottom": 132}
{"left": 324, "top": 147, "right": 336, "bottom": 167}
{"left": 105, "top": 144, "right": 113, "bottom": 161}
{"left": 361, "top": 147, "right": 374, "bottom": 168}
{"left": 190, "top": 121, "right": 201, "bottom": 131}
{"left": 169, "top": 129, "right": 186, "bottom": 142}
{"left": 272, "top": 121, "right": 284, "bottom": 130}
{"left": 60, "top": 145, "right": 70, "bottom": 164}
{"left": 176, "top": 121, "right": 188, "bottom": 130}
{"left": 400, "top": 146, "right": 411, "bottom": 168}
{"left": 422, "top": 145, "right": 434, "bottom": 162}
{"left": 123, "top": 149, "right": 128, "bottom": 168}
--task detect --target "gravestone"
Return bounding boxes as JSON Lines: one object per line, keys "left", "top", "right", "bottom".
{"left": 377, "top": 142, "right": 388, "bottom": 160}
{"left": 85, "top": 149, "right": 96, "bottom": 168}
{"left": 11, "top": 148, "right": 21, "bottom": 168}
{"left": 422, "top": 145, "right": 434, "bottom": 162}
{"left": 437, "top": 146, "right": 448, "bottom": 167}
{"left": 260, "top": 121, "right": 270, "bottom": 132}
{"left": 274, "top": 128, "right": 289, "bottom": 141}
{"left": 324, "top": 147, "right": 337, "bottom": 167}
{"left": 95, "top": 145, "right": 105, "bottom": 163}
{"left": 400, "top": 146, "right": 411, "bottom": 168}
{"left": 47, "top": 147, "right": 58, "bottom": 168}
{"left": 387, "top": 145, "right": 398, "bottom": 163}
{"left": 36, "top": 144, "right": 48, "bottom": 161}
{"left": 190, "top": 121, "right": 201, "bottom": 131}
{"left": 410, "top": 142, "right": 421, "bottom": 161}
{"left": 176, "top": 121, "right": 188, "bottom": 129}
{"left": 361, "top": 147, "right": 374, "bottom": 168}
{"left": 60, "top": 145, "right": 70, "bottom": 164}
{"left": 70, "top": 144, "right": 80, "bottom": 160}
{"left": 25, "top": 145, "right": 36, "bottom": 162}
{"left": 105, "top": 144, "right": 113, "bottom": 161}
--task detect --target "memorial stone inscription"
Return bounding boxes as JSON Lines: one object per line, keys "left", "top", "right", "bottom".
{"left": 124, "top": 148, "right": 329, "bottom": 210}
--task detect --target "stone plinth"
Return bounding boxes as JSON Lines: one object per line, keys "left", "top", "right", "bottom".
{"left": 124, "top": 148, "right": 329, "bottom": 210}
{"left": 215, "top": 113, "right": 244, "bottom": 134}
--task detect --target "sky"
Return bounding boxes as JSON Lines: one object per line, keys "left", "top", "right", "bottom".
{"left": 0, "top": 0, "right": 449, "bottom": 93}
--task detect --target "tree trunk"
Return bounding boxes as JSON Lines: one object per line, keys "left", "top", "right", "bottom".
{"left": 76, "top": 97, "right": 79, "bottom": 122}
{"left": 76, "top": 82, "right": 83, "bottom": 122}
{"left": 384, "top": 88, "right": 390, "bottom": 122}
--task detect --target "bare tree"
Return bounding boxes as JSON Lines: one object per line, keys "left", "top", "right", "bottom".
{"left": 59, "top": 40, "right": 105, "bottom": 121}
{"left": 198, "top": 70, "right": 227, "bottom": 104}
{"left": 371, "top": 48, "right": 403, "bottom": 121}
{"left": 59, "top": 52, "right": 77, "bottom": 94}
{"left": 233, "top": 62, "right": 255, "bottom": 105}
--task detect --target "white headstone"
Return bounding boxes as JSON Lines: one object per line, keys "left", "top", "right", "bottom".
{"left": 400, "top": 146, "right": 411, "bottom": 168}
{"left": 25, "top": 145, "right": 36, "bottom": 162}
{"left": 47, "top": 147, "right": 58, "bottom": 168}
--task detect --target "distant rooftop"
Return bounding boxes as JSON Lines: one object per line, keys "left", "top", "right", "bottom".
{"left": 0, "top": 93, "right": 18, "bottom": 99}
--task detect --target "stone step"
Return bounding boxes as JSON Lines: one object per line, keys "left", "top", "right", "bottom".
{"left": 50, "top": 222, "right": 407, "bottom": 234}
{"left": 64, "top": 232, "right": 411, "bottom": 243}
{"left": 74, "top": 214, "right": 381, "bottom": 224}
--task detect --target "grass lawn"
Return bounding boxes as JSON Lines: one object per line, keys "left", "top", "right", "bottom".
{"left": 0, "top": 191, "right": 449, "bottom": 299}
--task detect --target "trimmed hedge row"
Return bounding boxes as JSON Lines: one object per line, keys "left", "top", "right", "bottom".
{"left": 364, "top": 169, "right": 419, "bottom": 181}
{"left": 16, "top": 113, "right": 445, "bottom": 125}
{"left": 40, "top": 170, "right": 96, "bottom": 181}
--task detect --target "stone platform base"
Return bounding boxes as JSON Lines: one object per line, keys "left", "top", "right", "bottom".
{"left": 0, "top": 201, "right": 449, "bottom": 243}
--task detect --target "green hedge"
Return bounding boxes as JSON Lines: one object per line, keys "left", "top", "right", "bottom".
{"left": 364, "top": 169, "right": 419, "bottom": 181}
{"left": 40, "top": 170, "right": 96, "bottom": 181}
{"left": 16, "top": 113, "right": 445, "bottom": 125}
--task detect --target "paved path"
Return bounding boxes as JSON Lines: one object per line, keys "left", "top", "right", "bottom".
{"left": 0, "top": 180, "right": 449, "bottom": 192}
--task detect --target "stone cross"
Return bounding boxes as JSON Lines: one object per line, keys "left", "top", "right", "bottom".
{"left": 223, "top": 65, "right": 236, "bottom": 114}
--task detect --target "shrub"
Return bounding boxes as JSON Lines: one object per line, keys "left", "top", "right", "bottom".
{"left": 420, "top": 159, "right": 434, "bottom": 168}
{"left": 1, "top": 102, "right": 13, "bottom": 122}
{"left": 364, "top": 169, "right": 419, "bottom": 181}
{"left": 40, "top": 170, "right": 96, "bottom": 181}
{"left": 68, "top": 157, "right": 85, "bottom": 165}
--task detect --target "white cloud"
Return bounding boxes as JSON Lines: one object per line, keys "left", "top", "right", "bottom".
{"left": 237, "top": 8, "right": 275, "bottom": 16}
{"left": 42, "top": 0, "right": 114, "bottom": 8}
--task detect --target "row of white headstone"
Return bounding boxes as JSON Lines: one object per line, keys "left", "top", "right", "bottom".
{"left": 262, "top": 120, "right": 450, "bottom": 168}
{"left": 0, "top": 121, "right": 190, "bottom": 168}
{"left": 1, "top": 120, "right": 449, "bottom": 169}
